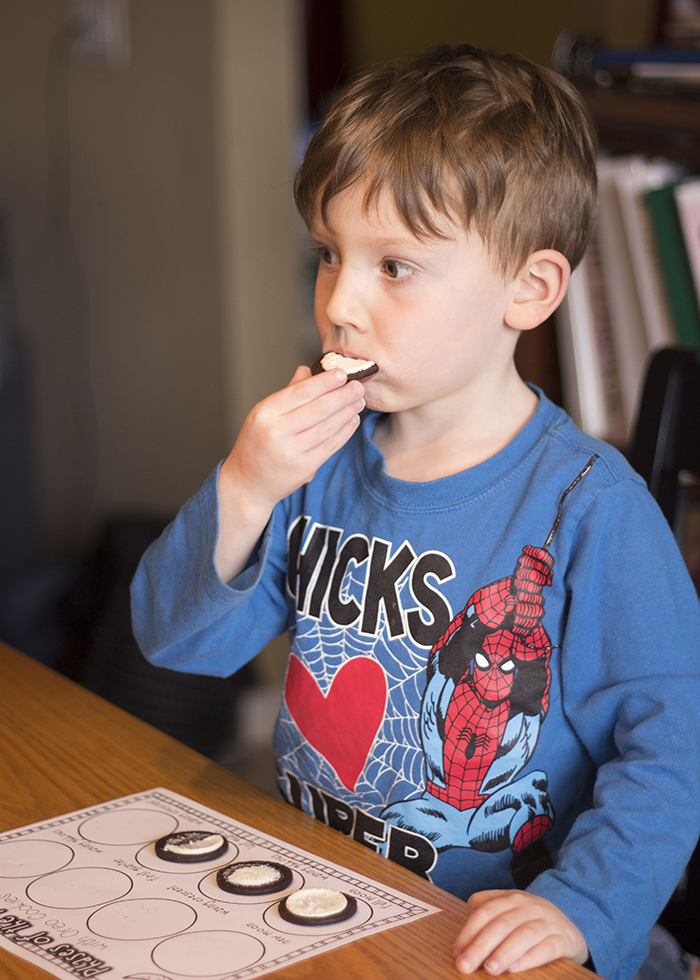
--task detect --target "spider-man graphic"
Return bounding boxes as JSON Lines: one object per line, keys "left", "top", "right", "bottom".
{"left": 382, "top": 458, "right": 597, "bottom": 886}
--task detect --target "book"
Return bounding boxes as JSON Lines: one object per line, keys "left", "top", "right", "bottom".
{"left": 613, "top": 157, "right": 682, "bottom": 352}
{"left": 583, "top": 46, "right": 700, "bottom": 94}
{"left": 674, "top": 178, "right": 700, "bottom": 316}
{"left": 596, "top": 157, "right": 654, "bottom": 439}
{"left": 556, "top": 235, "right": 626, "bottom": 446}
{"left": 647, "top": 183, "right": 700, "bottom": 356}
{"left": 590, "top": 48, "right": 700, "bottom": 71}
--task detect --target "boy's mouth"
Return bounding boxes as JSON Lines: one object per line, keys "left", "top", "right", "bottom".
{"left": 311, "top": 352, "right": 379, "bottom": 382}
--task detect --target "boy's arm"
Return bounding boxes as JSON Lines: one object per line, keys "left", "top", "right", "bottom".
{"left": 454, "top": 477, "right": 700, "bottom": 979}
{"left": 453, "top": 890, "right": 588, "bottom": 975}
{"left": 131, "top": 365, "right": 365, "bottom": 672}
{"left": 215, "top": 365, "right": 365, "bottom": 583}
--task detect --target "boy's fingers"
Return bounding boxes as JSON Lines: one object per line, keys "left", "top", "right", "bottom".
{"left": 466, "top": 890, "right": 508, "bottom": 912}
{"left": 296, "top": 392, "right": 365, "bottom": 450}
{"left": 453, "top": 891, "right": 546, "bottom": 974}
{"left": 483, "top": 917, "right": 588, "bottom": 976}
{"left": 249, "top": 388, "right": 363, "bottom": 485}
{"left": 281, "top": 403, "right": 364, "bottom": 485}
{"left": 268, "top": 412, "right": 362, "bottom": 494}
{"left": 478, "top": 921, "right": 560, "bottom": 975}
{"left": 277, "top": 367, "right": 353, "bottom": 413}
{"left": 308, "top": 411, "right": 362, "bottom": 464}
{"left": 248, "top": 373, "right": 360, "bottom": 445}
{"left": 255, "top": 380, "right": 363, "bottom": 447}
{"left": 498, "top": 935, "right": 570, "bottom": 975}
{"left": 286, "top": 379, "right": 364, "bottom": 432}
{"left": 454, "top": 908, "right": 522, "bottom": 975}
{"left": 454, "top": 892, "right": 588, "bottom": 977}
{"left": 452, "top": 891, "right": 512, "bottom": 955}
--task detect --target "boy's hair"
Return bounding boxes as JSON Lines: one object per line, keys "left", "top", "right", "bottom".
{"left": 294, "top": 44, "right": 598, "bottom": 278}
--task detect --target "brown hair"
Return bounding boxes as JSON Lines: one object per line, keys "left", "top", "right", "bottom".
{"left": 294, "top": 44, "right": 598, "bottom": 277}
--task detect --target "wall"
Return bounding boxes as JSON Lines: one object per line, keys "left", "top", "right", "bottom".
{"left": 0, "top": 0, "right": 305, "bottom": 557}
{"left": 211, "top": 0, "right": 306, "bottom": 447}
{"left": 68, "top": 0, "right": 224, "bottom": 535}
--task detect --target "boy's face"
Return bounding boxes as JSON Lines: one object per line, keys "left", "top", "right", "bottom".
{"left": 310, "top": 183, "right": 520, "bottom": 418}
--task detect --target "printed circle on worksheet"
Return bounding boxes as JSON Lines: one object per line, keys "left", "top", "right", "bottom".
{"left": 136, "top": 838, "right": 239, "bottom": 874}
{"left": 0, "top": 839, "right": 73, "bottom": 878}
{"left": 152, "top": 930, "right": 265, "bottom": 975}
{"left": 27, "top": 866, "right": 133, "bottom": 908}
{"left": 198, "top": 863, "right": 304, "bottom": 905}
{"left": 263, "top": 894, "right": 373, "bottom": 936}
{"left": 87, "top": 898, "right": 197, "bottom": 940}
{"left": 79, "top": 808, "right": 179, "bottom": 845}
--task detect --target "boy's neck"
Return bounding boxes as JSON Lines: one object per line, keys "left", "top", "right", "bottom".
{"left": 372, "top": 373, "right": 538, "bottom": 482}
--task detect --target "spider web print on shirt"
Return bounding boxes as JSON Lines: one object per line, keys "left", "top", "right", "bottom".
{"left": 275, "top": 554, "right": 446, "bottom": 816}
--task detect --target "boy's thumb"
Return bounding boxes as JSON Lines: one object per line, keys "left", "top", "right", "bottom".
{"left": 287, "top": 365, "right": 312, "bottom": 386}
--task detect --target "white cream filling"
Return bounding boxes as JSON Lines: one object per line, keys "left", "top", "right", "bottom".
{"left": 163, "top": 833, "right": 224, "bottom": 855}
{"left": 225, "top": 864, "right": 282, "bottom": 886}
{"left": 320, "top": 352, "right": 376, "bottom": 375}
{"left": 285, "top": 887, "right": 347, "bottom": 917}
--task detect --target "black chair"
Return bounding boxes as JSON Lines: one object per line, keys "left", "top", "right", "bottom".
{"left": 63, "top": 517, "right": 251, "bottom": 760}
{"left": 628, "top": 347, "right": 700, "bottom": 529}
{"left": 629, "top": 346, "right": 700, "bottom": 956}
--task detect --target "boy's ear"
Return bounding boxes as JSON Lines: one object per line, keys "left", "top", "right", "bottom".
{"left": 504, "top": 250, "right": 571, "bottom": 331}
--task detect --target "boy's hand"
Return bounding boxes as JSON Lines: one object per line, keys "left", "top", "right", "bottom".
{"left": 453, "top": 890, "right": 588, "bottom": 976}
{"left": 215, "top": 365, "right": 365, "bottom": 582}
{"left": 227, "top": 365, "right": 364, "bottom": 511}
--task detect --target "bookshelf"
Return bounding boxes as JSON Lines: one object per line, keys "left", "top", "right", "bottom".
{"left": 579, "top": 86, "right": 700, "bottom": 163}
{"left": 514, "top": 316, "right": 562, "bottom": 406}
{"left": 517, "top": 84, "right": 700, "bottom": 412}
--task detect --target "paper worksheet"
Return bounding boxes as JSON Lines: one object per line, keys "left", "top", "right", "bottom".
{"left": 0, "top": 787, "right": 438, "bottom": 980}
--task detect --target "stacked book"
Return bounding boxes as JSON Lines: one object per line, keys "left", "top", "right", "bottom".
{"left": 556, "top": 155, "right": 700, "bottom": 448}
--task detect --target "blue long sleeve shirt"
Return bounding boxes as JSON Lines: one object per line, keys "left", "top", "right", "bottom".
{"left": 132, "top": 392, "right": 700, "bottom": 980}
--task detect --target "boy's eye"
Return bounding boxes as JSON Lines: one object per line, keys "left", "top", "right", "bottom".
{"left": 311, "top": 245, "right": 337, "bottom": 265}
{"left": 382, "top": 258, "right": 414, "bottom": 280}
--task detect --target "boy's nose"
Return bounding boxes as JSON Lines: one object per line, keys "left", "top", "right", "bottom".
{"left": 322, "top": 267, "right": 365, "bottom": 331}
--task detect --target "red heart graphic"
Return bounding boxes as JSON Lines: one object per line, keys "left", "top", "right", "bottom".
{"left": 284, "top": 655, "right": 388, "bottom": 792}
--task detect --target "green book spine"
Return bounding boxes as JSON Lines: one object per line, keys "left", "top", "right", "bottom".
{"left": 646, "top": 183, "right": 700, "bottom": 355}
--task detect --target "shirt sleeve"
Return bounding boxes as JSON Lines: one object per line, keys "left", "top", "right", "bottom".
{"left": 130, "top": 464, "right": 292, "bottom": 677}
{"left": 527, "top": 475, "right": 700, "bottom": 980}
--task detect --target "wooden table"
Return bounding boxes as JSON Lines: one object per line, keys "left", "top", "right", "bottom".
{"left": 0, "top": 642, "right": 592, "bottom": 980}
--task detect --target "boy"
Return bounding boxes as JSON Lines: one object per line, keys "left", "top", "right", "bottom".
{"left": 131, "top": 45, "right": 700, "bottom": 979}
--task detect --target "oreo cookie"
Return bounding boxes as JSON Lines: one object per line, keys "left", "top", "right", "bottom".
{"left": 217, "top": 860, "right": 293, "bottom": 896}
{"left": 154, "top": 830, "right": 229, "bottom": 863}
{"left": 278, "top": 887, "right": 358, "bottom": 926}
{"left": 311, "top": 352, "right": 378, "bottom": 381}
